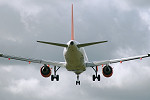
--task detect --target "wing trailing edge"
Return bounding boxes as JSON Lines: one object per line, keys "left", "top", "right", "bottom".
{"left": 0, "top": 53, "right": 66, "bottom": 67}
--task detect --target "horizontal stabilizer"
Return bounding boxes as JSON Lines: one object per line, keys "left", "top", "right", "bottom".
{"left": 77, "top": 41, "right": 108, "bottom": 48}
{"left": 37, "top": 41, "right": 68, "bottom": 47}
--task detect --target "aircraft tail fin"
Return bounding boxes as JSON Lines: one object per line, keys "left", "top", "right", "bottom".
{"left": 37, "top": 41, "right": 68, "bottom": 47}
{"left": 77, "top": 41, "right": 108, "bottom": 48}
{"left": 71, "top": 4, "right": 74, "bottom": 40}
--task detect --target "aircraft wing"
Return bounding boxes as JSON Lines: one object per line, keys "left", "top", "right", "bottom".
{"left": 86, "top": 53, "right": 150, "bottom": 67}
{"left": 0, "top": 53, "right": 66, "bottom": 67}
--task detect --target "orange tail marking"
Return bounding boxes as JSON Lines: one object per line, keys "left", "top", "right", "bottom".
{"left": 71, "top": 4, "right": 74, "bottom": 40}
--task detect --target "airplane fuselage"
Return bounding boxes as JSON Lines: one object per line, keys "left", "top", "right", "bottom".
{"left": 64, "top": 40, "right": 88, "bottom": 75}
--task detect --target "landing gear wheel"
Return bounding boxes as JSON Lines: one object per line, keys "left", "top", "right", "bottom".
{"left": 51, "top": 75, "right": 54, "bottom": 81}
{"left": 97, "top": 74, "right": 100, "bottom": 81}
{"left": 51, "top": 75, "right": 59, "bottom": 81}
{"left": 92, "top": 74, "right": 100, "bottom": 81}
{"left": 93, "top": 75, "right": 96, "bottom": 81}
{"left": 76, "top": 81, "right": 80, "bottom": 85}
{"left": 56, "top": 75, "right": 59, "bottom": 81}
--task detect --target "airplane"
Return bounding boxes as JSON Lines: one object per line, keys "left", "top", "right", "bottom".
{"left": 0, "top": 4, "right": 150, "bottom": 85}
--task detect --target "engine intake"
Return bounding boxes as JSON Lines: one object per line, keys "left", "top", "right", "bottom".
{"left": 102, "top": 65, "right": 113, "bottom": 77}
{"left": 40, "top": 64, "right": 51, "bottom": 78}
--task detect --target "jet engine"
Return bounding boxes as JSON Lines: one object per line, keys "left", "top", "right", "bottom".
{"left": 40, "top": 64, "right": 51, "bottom": 78}
{"left": 102, "top": 65, "right": 113, "bottom": 77}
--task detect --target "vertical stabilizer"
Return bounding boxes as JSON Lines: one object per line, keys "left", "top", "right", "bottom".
{"left": 71, "top": 4, "right": 74, "bottom": 40}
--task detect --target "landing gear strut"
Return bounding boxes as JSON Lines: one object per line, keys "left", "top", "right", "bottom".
{"left": 92, "top": 66, "right": 100, "bottom": 81}
{"left": 51, "top": 66, "right": 60, "bottom": 81}
{"left": 76, "top": 74, "right": 80, "bottom": 85}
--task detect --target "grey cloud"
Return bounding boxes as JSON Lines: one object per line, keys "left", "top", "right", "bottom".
{"left": 0, "top": 0, "right": 150, "bottom": 100}
{"left": 126, "top": 0, "right": 150, "bottom": 8}
{"left": 0, "top": 64, "right": 150, "bottom": 100}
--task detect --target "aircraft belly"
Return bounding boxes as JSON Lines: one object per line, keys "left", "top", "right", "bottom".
{"left": 65, "top": 47, "right": 86, "bottom": 74}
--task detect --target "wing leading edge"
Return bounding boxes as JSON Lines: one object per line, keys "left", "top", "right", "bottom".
{"left": 86, "top": 53, "right": 150, "bottom": 67}
{"left": 0, "top": 53, "right": 66, "bottom": 67}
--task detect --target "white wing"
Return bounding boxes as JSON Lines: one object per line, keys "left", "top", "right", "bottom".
{"left": 86, "top": 53, "right": 150, "bottom": 67}
{"left": 0, "top": 53, "right": 66, "bottom": 67}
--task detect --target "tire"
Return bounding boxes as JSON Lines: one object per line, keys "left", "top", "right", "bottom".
{"left": 78, "top": 81, "right": 80, "bottom": 85}
{"left": 56, "top": 75, "right": 59, "bottom": 81}
{"left": 98, "top": 75, "right": 100, "bottom": 81}
{"left": 93, "top": 75, "right": 96, "bottom": 81}
{"left": 76, "top": 81, "right": 80, "bottom": 85}
{"left": 51, "top": 75, "right": 54, "bottom": 81}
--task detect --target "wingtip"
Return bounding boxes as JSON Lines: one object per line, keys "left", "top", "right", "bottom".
{"left": 102, "top": 40, "right": 108, "bottom": 43}
{"left": 0, "top": 53, "right": 3, "bottom": 57}
{"left": 37, "top": 41, "right": 41, "bottom": 43}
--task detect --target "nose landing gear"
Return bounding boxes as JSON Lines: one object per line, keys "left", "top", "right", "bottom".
{"left": 76, "top": 74, "right": 80, "bottom": 85}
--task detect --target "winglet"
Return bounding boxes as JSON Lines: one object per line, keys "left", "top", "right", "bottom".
{"left": 71, "top": 4, "right": 74, "bottom": 40}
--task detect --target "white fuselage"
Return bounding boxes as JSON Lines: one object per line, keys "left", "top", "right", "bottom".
{"left": 63, "top": 40, "right": 88, "bottom": 75}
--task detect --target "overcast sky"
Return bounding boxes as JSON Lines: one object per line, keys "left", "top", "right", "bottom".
{"left": 0, "top": 0, "right": 150, "bottom": 100}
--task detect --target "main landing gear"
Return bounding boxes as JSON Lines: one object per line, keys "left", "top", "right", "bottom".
{"left": 92, "top": 66, "right": 100, "bottom": 81}
{"left": 76, "top": 74, "right": 80, "bottom": 85}
{"left": 51, "top": 66, "right": 60, "bottom": 81}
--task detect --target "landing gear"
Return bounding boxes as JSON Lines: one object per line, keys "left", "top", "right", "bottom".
{"left": 51, "top": 66, "right": 60, "bottom": 81}
{"left": 92, "top": 66, "right": 100, "bottom": 81}
{"left": 76, "top": 75, "right": 80, "bottom": 85}
{"left": 51, "top": 75, "right": 59, "bottom": 81}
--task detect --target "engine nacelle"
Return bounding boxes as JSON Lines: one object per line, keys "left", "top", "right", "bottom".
{"left": 102, "top": 65, "right": 113, "bottom": 77}
{"left": 40, "top": 64, "right": 51, "bottom": 78}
